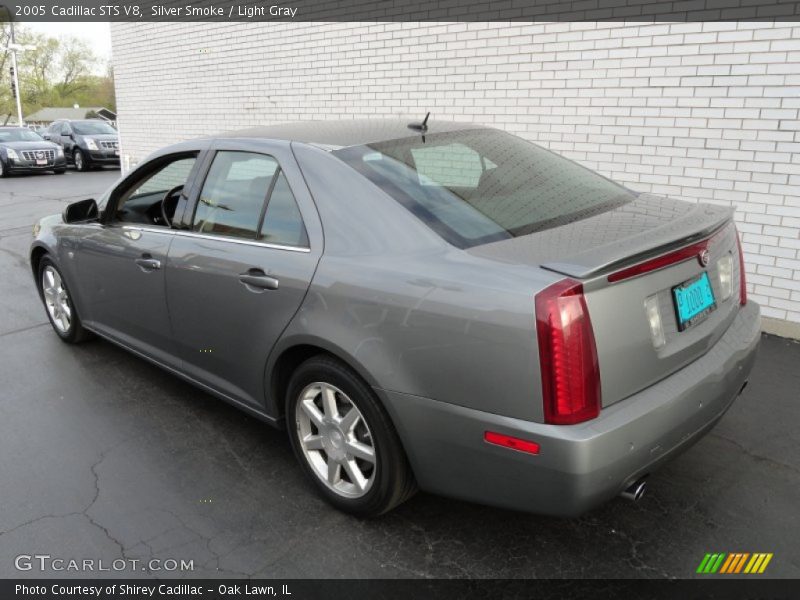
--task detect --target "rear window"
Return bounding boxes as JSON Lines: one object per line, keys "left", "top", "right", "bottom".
{"left": 333, "top": 129, "right": 635, "bottom": 248}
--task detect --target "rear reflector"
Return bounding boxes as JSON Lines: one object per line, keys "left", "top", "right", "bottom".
{"left": 484, "top": 431, "right": 540, "bottom": 455}
{"left": 736, "top": 228, "right": 747, "bottom": 306}
{"left": 535, "top": 279, "right": 601, "bottom": 425}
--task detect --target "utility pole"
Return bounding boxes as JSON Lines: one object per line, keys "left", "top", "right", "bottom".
{"left": 9, "top": 18, "right": 23, "bottom": 126}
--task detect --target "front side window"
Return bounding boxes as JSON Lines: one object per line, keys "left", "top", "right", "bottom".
{"left": 193, "top": 151, "right": 308, "bottom": 247}
{"left": 334, "top": 129, "right": 636, "bottom": 248}
{"left": 114, "top": 155, "right": 198, "bottom": 225}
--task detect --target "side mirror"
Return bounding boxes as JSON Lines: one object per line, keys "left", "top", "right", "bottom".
{"left": 63, "top": 198, "right": 99, "bottom": 224}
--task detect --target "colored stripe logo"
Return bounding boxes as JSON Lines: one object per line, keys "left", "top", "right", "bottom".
{"left": 696, "top": 553, "right": 773, "bottom": 574}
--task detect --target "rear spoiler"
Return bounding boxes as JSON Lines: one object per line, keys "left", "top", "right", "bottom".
{"left": 541, "top": 202, "right": 734, "bottom": 280}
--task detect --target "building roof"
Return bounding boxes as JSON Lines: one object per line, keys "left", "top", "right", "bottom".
{"left": 25, "top": 107, "right": 116, "bottom": 123}
{"left": 219, "top": 118, "right": 487, "bottom": 149}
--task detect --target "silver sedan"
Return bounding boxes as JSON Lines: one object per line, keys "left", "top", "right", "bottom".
{"left": 30, "top": 119, "right": 760, "bottom": 516}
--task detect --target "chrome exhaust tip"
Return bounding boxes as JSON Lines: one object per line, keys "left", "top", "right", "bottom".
{"left": 621, "top": 477, "right": 648, "bottom": 502}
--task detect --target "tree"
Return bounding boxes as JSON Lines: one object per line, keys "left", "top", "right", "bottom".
{"left": 0, "top": 12, "right": 114, "bottom": 122}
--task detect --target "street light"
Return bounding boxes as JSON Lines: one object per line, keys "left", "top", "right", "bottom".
{"left": 2, "top": 9, "right": 36, "bottom": 126}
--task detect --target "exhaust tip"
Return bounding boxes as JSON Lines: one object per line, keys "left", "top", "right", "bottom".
{"left": 621, "top": 477, "right": 648, "bottom": 502}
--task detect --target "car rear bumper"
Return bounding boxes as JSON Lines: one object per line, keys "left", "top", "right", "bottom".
{"left": 380, "top": 300, "right": 760, "bottom": 516}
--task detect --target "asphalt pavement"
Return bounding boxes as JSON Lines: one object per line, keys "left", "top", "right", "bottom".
{"left": 0, "top": 169, "right": 798, "bottom": 579}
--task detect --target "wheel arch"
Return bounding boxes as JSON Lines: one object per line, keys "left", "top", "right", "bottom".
{"left": 30, "top": 243, "right": 50, "bottom": 285}
{"left": 266, "top": 336, "right": 383, "bottom": 423}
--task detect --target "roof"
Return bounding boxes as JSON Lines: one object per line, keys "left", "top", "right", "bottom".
{"left": 24, "top": 107, "right": 116, "bottom": 122}
{"left": 219, "top": 118, "right": 487, "bottom": 149}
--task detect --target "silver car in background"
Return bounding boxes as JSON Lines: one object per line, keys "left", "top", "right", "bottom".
{"left": 30, "top": 119, "right": 760, "bottom": 516}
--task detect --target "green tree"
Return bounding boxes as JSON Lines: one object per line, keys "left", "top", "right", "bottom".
{"left": 0, "top": 11, "right": 114, "bottom": 123}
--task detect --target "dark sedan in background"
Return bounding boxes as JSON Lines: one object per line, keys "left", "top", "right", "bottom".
{"left": 30, "top": 119, "right": 759, "bottom": 517}
{"left": 45, "top": 119, "right": 120, "bottom": 171}
{"left": 0, "top": 127, "right": 67, "bottom": 176}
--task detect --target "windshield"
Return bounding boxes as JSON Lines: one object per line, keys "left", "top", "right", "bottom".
{"left": 0, "top": 128, "right": 45, "bottom": 143}
{"left": 334, "top": 129, "right": 636, "bottom": 248}
{"left": 72, "top": 121, "right": 117, "bottom": 135}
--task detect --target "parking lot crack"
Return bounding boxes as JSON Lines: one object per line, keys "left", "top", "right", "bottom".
{"left": 710, "top": 433, "right": 800, "bottom": 476}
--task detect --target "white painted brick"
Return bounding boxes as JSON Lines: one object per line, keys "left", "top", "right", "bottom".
{"left": 110, "top": 21, "right": 800, "bottom": 325}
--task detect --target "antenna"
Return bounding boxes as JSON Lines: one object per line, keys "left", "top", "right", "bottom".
{"left": 408, "top": 112, "right": 431, "bottom": 133}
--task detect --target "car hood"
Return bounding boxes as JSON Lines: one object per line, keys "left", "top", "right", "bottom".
{"left": 1, "top": 140, "right": 60, "bottom": 151}
{"left": 80, "top": 134, "right": 118, "bottom": 142}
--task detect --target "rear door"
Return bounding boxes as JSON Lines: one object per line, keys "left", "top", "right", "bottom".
{"left": 166, "top": 139, "right": 323, "bottom": 410}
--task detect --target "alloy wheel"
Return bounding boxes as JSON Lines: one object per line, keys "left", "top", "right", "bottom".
{"left": 294, "top": 382, "right": 377, "bottom": 498}
{"left": 42, "top": 265, "right": 71, "bottom": 333}
{"left": 74, "top": 151, "right": 84, "bottom": 171}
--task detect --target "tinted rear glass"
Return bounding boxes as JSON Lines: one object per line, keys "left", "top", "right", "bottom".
{"left": 334, "top": 129, "right": 635, "bottom": 248}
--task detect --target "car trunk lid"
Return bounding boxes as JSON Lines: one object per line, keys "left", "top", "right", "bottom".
{"left": 469, "top": 194, "right": 743, "bottom": 408}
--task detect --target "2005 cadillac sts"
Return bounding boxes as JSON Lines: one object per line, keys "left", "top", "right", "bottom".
{"left": 30, "top": 119, "right": 760, "bottom": 516}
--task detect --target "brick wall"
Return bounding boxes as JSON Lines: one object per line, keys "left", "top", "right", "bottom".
{"left": 110, "top": 21, "right": 800, "bottom": 327}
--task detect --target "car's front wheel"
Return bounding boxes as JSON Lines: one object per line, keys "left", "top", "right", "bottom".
{"left": 0, "top": 159, "right": 7, "bottom": 178}
{"left": 53, "top": 168, "right": 66, "bottom": 175}
{"left": 286, "top": 355, "right": 416, "bottom": 516}
{"left": 37, "top": 257, "right": 92, "bottom": 343}
{"left": 73, "top": 149, "right": 87, "bottom": 172}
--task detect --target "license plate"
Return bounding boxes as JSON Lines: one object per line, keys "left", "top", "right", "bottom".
{"left": 673, "top": 272, "right": 716, "bottom": 331}
{"left": 36, "top": 159, "right": 47, "bottom": 165}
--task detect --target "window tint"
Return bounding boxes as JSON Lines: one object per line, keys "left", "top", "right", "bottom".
{"left": 334, "top": 129, "right": 635, "bottom": 248}
{"left": 259, "top": 171, "right": 309, "bottom": 248}
{"left": 115, "top": 155, "right": 198, "bottom": 222}
{"left": 72, "top": 121, "right": 116, "bottom": 135}
{"left": 193, "top": 151, "right": 278, "bottom": 239}
{"left": 411, "top": 143, "right": 483, "bottom": 188}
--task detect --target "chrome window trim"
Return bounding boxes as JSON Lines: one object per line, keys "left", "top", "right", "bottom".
{"left": 120, "top": 225, "right": 311, "bottom": 253}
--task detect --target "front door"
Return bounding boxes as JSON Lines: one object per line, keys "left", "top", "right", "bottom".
{"left": 76, "top": 152, "right": 203, "bottom": 366}
{"left": 166, "top": 141, "right": 322, "bottom": 409}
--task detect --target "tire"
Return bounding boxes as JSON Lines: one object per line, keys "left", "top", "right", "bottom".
{"left": 73, "top": 149, "right": 87, "bottom": 172}
{"left": 0, "top": 159, "right": 6, "bottom": 178}
{"left": 286, "top": 355, "right": 417, "bottom": 517}
{"left": 37, "top": 256, "right": 93, "bottom": 344}
{"left": 53, "top": 168, "right": 66, "bottom": 175}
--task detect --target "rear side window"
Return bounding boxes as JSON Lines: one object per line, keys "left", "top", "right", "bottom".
{"left": 334, "top": 129, "right": 635, "bottom": 248}
{"left": 194, "top": 151, "right": 278, "bottom": 239}
{"left": 193, "top": 150, "right": 308, "bottom": 247}
{"left": 259, "top": 171, "right": 309, "bottom": 248}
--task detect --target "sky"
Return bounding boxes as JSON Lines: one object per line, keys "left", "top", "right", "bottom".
{"left": 24, "top": 22, "right": 112, "bottom": 73}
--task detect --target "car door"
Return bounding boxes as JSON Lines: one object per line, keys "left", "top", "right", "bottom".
{"left": 166, "top": 139, "right": 323, "bottom": 410}
{"left": 75, "top": 149, "right": 207, "bottom": 366}
{"left": 58, "top": 123, "right": 75, "bottom": 160}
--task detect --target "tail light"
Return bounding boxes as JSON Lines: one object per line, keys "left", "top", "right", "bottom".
{"left": 736, "top": 228, "right": 747, "bottom": 306}
{"left": 535, "top": 279, "right": 601, "bottom": 425}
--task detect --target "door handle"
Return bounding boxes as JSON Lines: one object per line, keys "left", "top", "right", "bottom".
{"left": 239, "top": 270, "right": 279, "bottom": 291}
{"left": 135, "top": 256, "right": 161, "bottom": 271}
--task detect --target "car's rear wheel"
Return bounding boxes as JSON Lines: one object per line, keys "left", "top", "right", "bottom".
{"left": 38, "top": 257, "right": 92, "bottom": 343}
{"left": 286, "top": 355, "right": 416, "bottom": 516}
{"left": 73, "top": 149, "right": 87, "bottom": 172}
